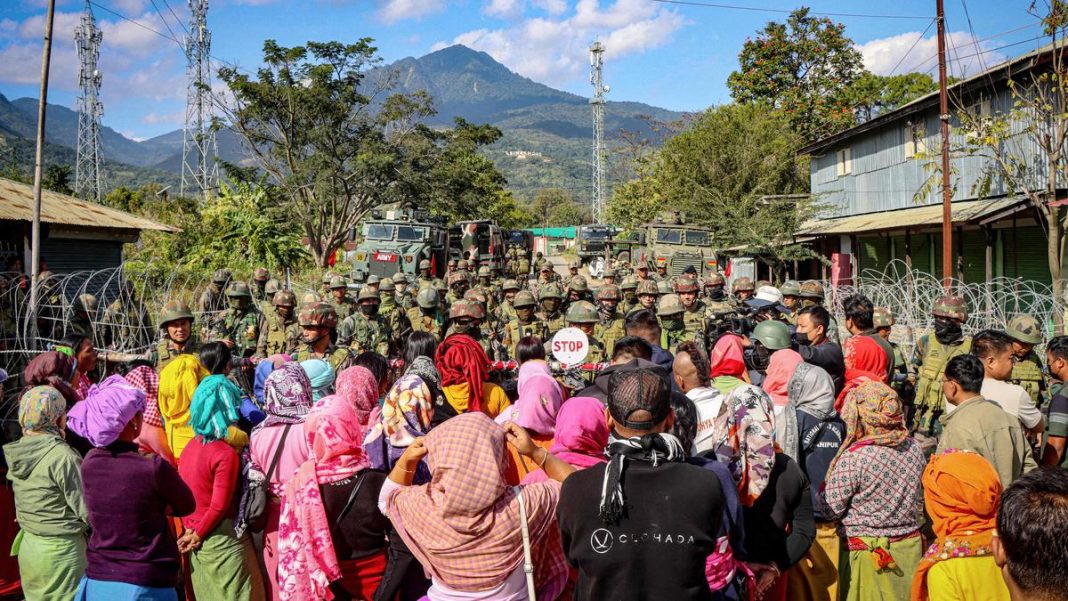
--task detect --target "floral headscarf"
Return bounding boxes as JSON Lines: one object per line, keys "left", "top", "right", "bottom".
{"left": 260, "top": 362, "right": 313, "bottom": 428}
{"left": 18, "top": 385, "right": 67, "bottom": 436}
{"left": 277, "top": 395, "right": 373, "bottom": 600}
{"left": 725, "top": 384, "right": 777, "bottom": 507}
{"left": 911, "top": 449, "right": 1002, "bottom": 601}
{"left": 334, "top": 366, "right": 379, "bottom": 427}
{"left": 827, "top": 379, "right": 907, "bottom": 477}
{"left": 364, "top": 368, "right": 437, "bottom": 477}
{"left": 189, "top": 375, "right": 243, "bottom": 443}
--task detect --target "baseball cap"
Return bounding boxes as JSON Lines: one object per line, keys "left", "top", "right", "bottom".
{"left": 608, "top": 365, "right": 671, "bottom": 430}
{"left": 745, "top": 285, "right": 789, "bottom": 313}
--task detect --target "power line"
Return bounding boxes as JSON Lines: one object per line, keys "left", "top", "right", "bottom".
{"left": 147, "top": 0, "right": 179, "bottom": 47}
{"left": 649, "top": 0, "right": 933, "bottom": 20}
{"left": 87, "top": 1, "right": 181, "bottom": 45}
{"left": 888, "top": 18, "right": 938, "bottom": 76}
{"left": 910, "top": 18, "right": 1044, "bottom": 74}
{"left": 161, "top": 0, "right": 189, "bottom": 35}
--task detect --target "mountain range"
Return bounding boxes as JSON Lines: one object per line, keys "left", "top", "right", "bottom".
{"left": 0, "top": 44, "right": 685, "bottom": 200}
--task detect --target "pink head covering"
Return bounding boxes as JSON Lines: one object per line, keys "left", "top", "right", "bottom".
{"left": 496, "top": 360, "right": 564, "bottom": 436}
{"left": 334, "top": 366, "right": 379, "bottom": 427}
{"left": 550, "top": 396, "right": 609, "bottom": 468}
{"left": 762, "top": 349, "right": 804, "bottom": 407}
{"left": 711, "top": 335, "right": 747, "bottom": 378}
{"left": 277, "top": 395, "right": 372, "bottom": 600}
{"left": 66, "top": 375, "right": 146, "bottom": 447}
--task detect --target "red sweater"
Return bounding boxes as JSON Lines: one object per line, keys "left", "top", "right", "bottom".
{"left": 177, "top": 438, "right": 240, "bottom": 538}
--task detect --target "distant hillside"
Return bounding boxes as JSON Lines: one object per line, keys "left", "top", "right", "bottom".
{"left": 0, "top": 44, "right": 686, "bottom": 201}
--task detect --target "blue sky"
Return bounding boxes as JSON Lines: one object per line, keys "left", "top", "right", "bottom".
{"left": 0, "top": 0, "right": 1045, "bottom": 141}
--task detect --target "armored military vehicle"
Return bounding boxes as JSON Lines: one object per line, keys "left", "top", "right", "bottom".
{"left": 352, "top": 209, "right": 451, "bottom": 282}
{"left": 607, "top": 212, "right": 719, "bottom": 277}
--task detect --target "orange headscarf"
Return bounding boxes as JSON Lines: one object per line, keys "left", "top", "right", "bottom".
{"left": 910, "top": 449, "right": 1002, "bottom": 601}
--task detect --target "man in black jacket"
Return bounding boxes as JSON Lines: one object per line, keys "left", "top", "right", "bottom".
{"left": 795, "top": 305, "right": 845, "bottom": 395}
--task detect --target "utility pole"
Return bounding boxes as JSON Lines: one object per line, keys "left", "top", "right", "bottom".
{"left": 937, "top": 0, "right": 953, "bottom": 291}
{"left": 29, "top": 0, "right": 56, "bottom": 343}
{"left": 589, "top": 41, "right": 608, "bottom": 224}
{"left": 75, "top": 0, "right": 105, "bottom": 203}
{"left": 180, "top": 0, "right": 218, "bottom": 202}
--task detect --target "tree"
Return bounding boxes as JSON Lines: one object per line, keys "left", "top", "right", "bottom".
{"left": 847, "top": 72, "right": 939, "bottom": 122}
{"left": 218, "top": 39, "right": 434, "bottom": 267}
{"left": 43, "top": 164, "right": 73, "bottom": 195}
{"left": 605, "top": 178, "right": 660, "bottom": 230}
{"left": 959, "top": 1, "right": 1068, "bottom": 310}
{"left": 727, "top": 7, "right": 865, "bottom": 142}
{"left": 649, "top": 103, "right": 815, "bottom": 271}
{"left": 547, "top": 201, "right": 592, "bottom": 227}
{"left": 529, "top": 188, "right": 575, "bottom": 227}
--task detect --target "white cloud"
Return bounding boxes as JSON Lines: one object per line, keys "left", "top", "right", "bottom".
{"left": 140, "top": 110, "right": 184, "bottom": 125}
{"left": 531, "top": 0, "right": 566, "bottom": 15}
{"left": 858, "top": 30, "right": 1008, "bottom": 78}
{"left": 484, "top": 0, "right": 524, "bottom": 19}
{"left": 377, "top": 0, "right": 446, "bottom": 23}
{"left": 435, "top": 0, "right": 687, "bottom": 86}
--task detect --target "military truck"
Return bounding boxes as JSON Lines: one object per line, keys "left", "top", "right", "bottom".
{"left": 575, "top": 224, "right": 618, "bottom": 265}
{"left": 451, "top": 220, "right": 506, "bottom": 271}
{"left": 351, "top": 209, "right": 451, "bottom": 282}
{"left": 606, "top": 212, "right": 720, "bottom": 277}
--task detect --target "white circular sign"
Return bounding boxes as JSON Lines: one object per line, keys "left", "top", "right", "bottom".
{"left": 551, "top": 327, "right": 590, "bottom": 365}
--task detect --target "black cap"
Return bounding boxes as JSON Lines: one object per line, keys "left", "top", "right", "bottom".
{"left": 608, "top": 366, "right": 671, "bottom": 430}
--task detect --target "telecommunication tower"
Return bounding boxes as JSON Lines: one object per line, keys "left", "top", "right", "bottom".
{"left": 181, "top": 0, "right": 219, "bottom": 201}
{"left": 74, "top": 0, "right": 105, "bottom": 202}
{"left": 589, "top": 42, "right": 608, "bottom": 223}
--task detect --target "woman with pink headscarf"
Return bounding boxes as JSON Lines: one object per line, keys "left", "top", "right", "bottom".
{"left": 711, "top": 334, "right": 750, "bottom": 396}
{"left": 762, "top": 348, "right": 804, "bottom": 454}
{"left": 522, "top": 396, "right": 609, "bottom": 484}
{"left": 496, "top": 359, "right": 565, "bottom": 482}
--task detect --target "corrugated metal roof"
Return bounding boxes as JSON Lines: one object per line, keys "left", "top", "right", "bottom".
{"left": 798, "top": 197, "right": 1024, "bottom": 236}
{"left": 0, "top": 177, "right": 178, "bottom": 232}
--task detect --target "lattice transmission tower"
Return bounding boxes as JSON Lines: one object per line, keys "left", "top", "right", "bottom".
{"left": 589, "top": 41, "right": 608, "bottom": 224}
{"left": 74, "top": 0, "right": 105, "bottom": 202}
{"left": 180, "top": 0, "right": 218, "bottom": 201}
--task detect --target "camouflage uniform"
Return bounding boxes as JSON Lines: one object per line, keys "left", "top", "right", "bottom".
{"left": 338, "top": 288, "right": 393, "bottom": 356}
{"left": 211, "top": 281, "right": 263, "bottom": 358}
{"left": 251, "top": 267, "right": 270, "bottom": 303}
{"left": 913, "top": 295, "right": 972, "bottom": 435}
{"left": 408, "top": 287, "right": 446, "bottom": 340}
{"left": 561, "top": 260, "right": 581, "bottom": 291}
{"left": 416, "top": 259, "right": 435, "bottom": 291}
{"left": 502, "top": 290, "right": 548, "bottom": 359}
{"left": 1006, "top": 314, "right": 1046, "bottom": 407}
{"left": 676, "top": 279, "right": 709, "bottom": 354}
{"left": 379, "top": 279, "right": 412, "bottom": 356}
{"left": 594, "top": 285, "right": 626, "bottom": 356}
{"left": 620, "top": 275, "right": 639, "bottom": 315}
{"left": 446, "top": 299, "right": 505, "bottom": 361}
{"left": 294, "top": 302, "right": 355, "bottom": 372}
{"left": 393, "top": 273, "right": 415, "bottom": 311}
{"left": 779, "top": 280, "right": 802, "bottom": 326}
{"left": 536, "top": 284, "right": 567, "bottom": 337}
{"left": 152, "top": 301, "right": 200, "bottom": 372}
{"left": 657, "top": 293, "right": 689, "bottom": 354}
{"left": 473, "top": 266, "right": 499, "bottom": 315}
{"left": 198, "top": 269, "right": 231, "bottom": 329}
{"left": 256, "top": 290, "right": 300, "bottom": 358}
{"left": 328, "top": 276, "right": 358, "bottom": 322}
{"left": 259, "top": 279, "right": 281, "bottom": 315}
{"left": 627, "top": 279, "right": 661, "bottom": 318}
{"left": 496, "top": 279, "right": 521, "bottom": 325}
{"left": 799, "top": 281, "right": 839, "bottom": 344}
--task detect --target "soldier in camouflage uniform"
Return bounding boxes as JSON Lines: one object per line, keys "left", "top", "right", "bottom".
{"left": 780, "top": 280, "right": 802, "bottom": 325}
{"left": 251, "top": 267, "right": 270, "bottom": 303}
{"left": 69, "top": 293, "right": 99, "bottom": 345}
{"left": 417, "top": 259, "right": 434, "bottom": 290}
{"left": 1005, "top": 314, "right": 1047, "bottom": 408}
{"left": 620, "top": 276, "right": 639, "bottom": 315}
{"left": 655, "top": 262, "right": 668, "bottom": 281}
{"left": 446, "top": 272, "right": 470, "bottom": 307}
{"left": 198, "top": 268, "right": 231, "bottom": 327}
{"left": 211, "top": 281, "right": 263, "bottom": 358}
{"left": 657, "top": 293, "right": 688, "bottom": 354}
{"left": 496, "top": 279, "right": 521, "bottom": 325}
{"left": 530, "top": 263, "right": 556, "bottom": 294}
{"left": 635, "top": 263, "right": 654, "bottom": 283}
{"left": 153, "top": 301, "right": 199, "bottom": 371}
{"left": 562, "top": 260, "right": 581, "bottom": 291}
{"left": 338, "top": 287, "right": 392, "bottom": 357}
{"left": 259, "top": 278, "right": 281, "bottom": 315}
{"left": 567, "top": 276, "right": 590, "bottom": 308}
{"left": 657, "top": 280, "right": 673, "bottom": 296}
{"left": 502, "top": 290, "right": 548, "bottom": 359}
{"left": 295, "top": 302, "right": 354, "bottom": 372}
{"left": 798, "top": 280, "right": 839, "bottom": 343}
{"left": 329, "top": 276, "right": 358, "bottom": 321}
{"left": 702, "top": 272, "right": 733, "bottom": 319}
{"left": 446, "top": 299, "right": 504, "bottom": 361}
{"left": 601, "top": 268, "right": 618, "bottom": 288}
{"left": 365, "top": 275, "right": 382, "bottom": 294}
{"left": 445, "top": 259, "right": 458, "bottom": 279}
{"left": 537, "top": 283, "right": 567, "bottom": 337}
{"left": 474, "top": 266, "right": 498, "bottom": 315}
{"left": 256, "top": 290, "right": 300, "bottom": 358}
{"left": 563, "top": 301, "right": 606, "bottom": 365}
{"left": 676, "top": 278, "right": 709, "bottom": 354}
{"left": 629, "top": 280, "right": 660, "bottom": 317}
{"left": 321, "top": 272, "right": 335, "bottom": 297}
{"left": 408, "top": 287, "right": 446, "bottom": 340}
{"left": 874, "top": 307, "right": 914, "bottom": 410}
{"left": 594, "top": 285, "right": 626, "bottom": 356}
{"left": 913, "top": 295, "right": 972, "bottom": 436}
{"left": 392, "top": 273, "right": 414, "bottom": 311}
{"left": 433, "top": 279, "right": 450, "bottom": 314}
{"left": 379, "top": 277, "right": 412, "bottom": 357}
{"left": 731, "top": 277, "right": 755, "bottom": 304}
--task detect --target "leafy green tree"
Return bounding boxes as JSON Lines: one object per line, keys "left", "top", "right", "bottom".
{"left": 218, "top": 39, "right": 434, "bottom": 267}
{"left": 605, "top": 178, "right": 659, "bottom": 230}
{"left": 529, "top": 188, "right": 575, "bottom": 227}
{"left": 727, "top": 7, "right": 865, "bottom": 142}
{"left": 43, "top": 164, "right": 73, "bottom": 195}
{"left": 547, "top": 201, "right": 592, "bottom": 227}
{"left": 847, "top": 72, "right": 939, "bottom": 122}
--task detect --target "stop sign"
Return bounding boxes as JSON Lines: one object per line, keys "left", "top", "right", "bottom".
{"left": 551, "top": 327, "right": 589, "bottom": 366}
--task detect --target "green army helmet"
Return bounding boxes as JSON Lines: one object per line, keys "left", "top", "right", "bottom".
{"left": 513, "top": 290, "right": 537, "bottom": 309}
{"left": 478, "top": 266, "right": 492, "bottom": 278}
{"left": 416, "top": 287, "right": 440, "bottom": 309}
{"left": 159, "top": 300, "right": 194, "bottom": 327}
{"left": 253, "top": 267, "right": 270, "bottom": 282}
{"left": 539, "top": 283, "right": 563, "bottom": 300}
{"left": 798, "top": 280, "right": 825, "bottom": 300}
{"left": 539, "top": 262, "right": 553, "bottom": 274}
{"left": 704, "top": 272, "right": 726, "bottom": 287}
{"left": 657, "top": 280, "right": 673, "bottom": 295}
{"left": 780, "top": 280, "right": 802, "bottom": 297}
{"left": 502, "top": 279, "right": 521, "bottom": 292}
{"left": 226, "top": 281, "right": 253, "bottom": 298}
{"left": 637, "top": 280, "right": 660, "bottom": 297}
{"left": 596, "top": 284, "right": 621, "bottom": 302}
{"left": 447, "top": 258, "right": 458, "bottom": 268}
{"left": 873, "top": 307, "right": 895, "bottom": 329}
{"left": 76, "top": 293, "right": 98, "bottom": 313}
{"left": 464, "top": 289, "right": 488, "bottom": 305}
{"left": 570, "top": 276, "right": 589, "bottom": 293}
{"left": 357, "top": 287, "right": 381, "bottom": 302}
{"left": 621, "top": 275, "right": 639, "bottom": 291}
{"left": 568, "top": 259, "right": 581, "bottom": 270}
{"left": 321, "top": 272, "right": 334, "bottom": 286}
{"left": 393, "top": 272, "right": 410, "bottom": 285}
{"left": 1006, "top": 314, "right": 1042, "bottom": 345}
{"left": 419, "top": 259, "right": 432, "bottom": 270}
{"left": 298, "top": 302, "right": 338, "bottom": 329}
{"left": 602, "top": 268, "right": 617, "bottom": 280}
{"left": 265, "top": 279, "right": 281, "bottom": 295}
{"left": 931, "top": 294, "right": 969, "bottom": 322}
{"left": 447, "top": 273, "right": 468, "bottom": 289}
{"left": 329, "top": 276, "right": 348, "bottom": 290}
{"left": 731, "top": 277, "right": 755, "bottom": 293}
{"left": 674, "top": 279, "right": 699, "bottom": 294}
{"left": 366, "top": 275, "right": 381, "bottom": 286}
{"left": 212, "top": 268, "right": 232, "bottom": 284}
{"left": 302, "top": 291, "right": 323, "bottom": 304}
{"left": 751, "top": 320, "right": 792, "bottom": 351}
{"left": 449, "top": 299, "right": 485, "bottom": 321}
{"left": 567, "top": 300, "right": 600, "bottom": 324}
{"left": 273, "top": 290, "right": 298, "bottom": 307}
{"left": 657, "top": 293, "right": 685, "bottom": 317}
{"left": 379, "top": 278, "right": 396, "bottom": 293}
